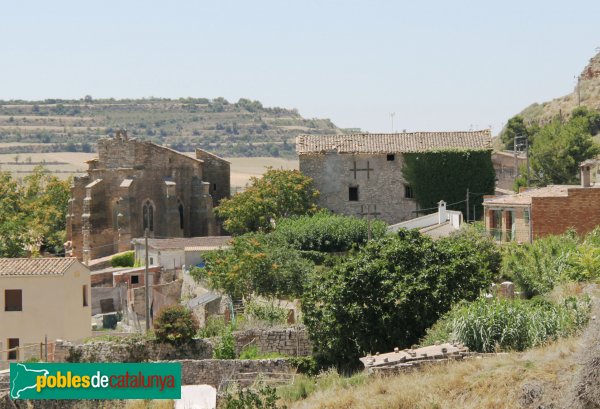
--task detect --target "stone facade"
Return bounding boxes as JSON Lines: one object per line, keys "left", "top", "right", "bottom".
{"left": 233, "top": 327, "right": 312, "bottom": 357}
{"left": 66, "top": 132, "right": 230, "bottom": 262}
{"left": 299, "top": 152, "right": 416, "bottom": 224}
{"left": 297, "top": 131, "right": 492, "bottom": 225}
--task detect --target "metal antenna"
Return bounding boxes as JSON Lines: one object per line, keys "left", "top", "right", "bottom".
{"left": 390, "top": 112, "right": 395, "bottom": 132}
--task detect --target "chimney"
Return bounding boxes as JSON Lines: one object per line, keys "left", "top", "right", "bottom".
{"left": 580, "top": 163, "right": 592, "bottom": 188}
{"left": 437, "top": 200, "right": 447, "bottom": 224}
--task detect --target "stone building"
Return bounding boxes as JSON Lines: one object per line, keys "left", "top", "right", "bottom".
{"left": 297, "top": 130, "right": 491, "bottom": 224}
{"left": 66, "top": 132, "right": 230, "bottom": 262}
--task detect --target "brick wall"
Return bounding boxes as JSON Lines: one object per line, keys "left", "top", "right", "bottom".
{"left": 532, "top": 188, "right": 600, "bottom": 238}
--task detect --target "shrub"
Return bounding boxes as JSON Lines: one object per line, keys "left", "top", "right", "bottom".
{"left": 213, "top": 329, "right": 236, "bottom": 359}
{"left": 238, "top": 345, "right": 285, "bottom": 360}
{"left": 273, "top": 210, "right": 387, "bottom": 252}
{"left": 198, "top": 315, "right": 229, "bottom": 338}
{"left": 426, "top": 296, "right": 590, "bottom": 352}
{"left": 222, "top": 384, "right": 285, "bottom": 409}
{"left": 154, "top": 305, "right": 199, "bottom": 347}
{"left": 244, "top": 300, "right": 288, "bottom": 326}
{"left": 302, "top": 229, "right": 500, "bottom": 369}
{"left": 111, "top": 251, "right": 135, "bottom": 267}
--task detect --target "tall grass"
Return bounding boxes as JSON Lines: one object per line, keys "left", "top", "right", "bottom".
{"left": 423, "top": 296, "right": 590, "bottom": 352}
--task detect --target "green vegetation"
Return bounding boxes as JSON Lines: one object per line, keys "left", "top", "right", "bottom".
{"left": 273, "top": 210, "right": 387, "bottom": 252}
{"left": 153, "top": 305, "right": 199, "bottom": 347}
{"left": 0, "top": 97, "right": 342, "bottom": 158}
{"left": 529, "top": 109, "right": 600, "bottom": 186}
{"left": 222, "top": 383, "right": 285, "bottom": 409}
{"left": 0, "top": 166, "right": 70, "bottom": 256}
{"left": 500, "top": 115, "right": 539, "bottom": 150}
{"left": 278, "top": 369, "right": 367, "bottom": 403}
{"left": 502, "top": 228, "right": 600, "bottom": 297}
{"left": 110, "top": 251, "right": 135, "bottom": 267}
{"left": 213, "top": 328, "right": 236, "bottom": 359}
{"left": 238, "top": 345, "right": 286, "bottom": 360}
{"left": 402, "top": 150, "right": 495, "bottom": 220}
{"left": 192, "top": 233, "right": 313, "bottom": 300}
{"left": 302, "top": 228, "right": 501, "bottom": 369}
{"left": 422, "top": 296, "right": 590, "bottom": 352}
{"left": 215, "top": 169, "right": 319, "bottom": 235}
{"left": 244, "top": 300, "right": 289, "bottom": 326}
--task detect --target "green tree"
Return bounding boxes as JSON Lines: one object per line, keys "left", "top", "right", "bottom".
{"left": 302, "top": 228, "right": 500, "bottom": 369}
{"left": 191, "top": 233, "right": 313, "bottom": 300}
{"left": 530, "top": 116, "right": 600, "bottom": 185}
{"left": 215, "top": 169, "right": 319, "bottom": 235}
{"left": 501, "top": 115, "right": 538, "bottom": 150}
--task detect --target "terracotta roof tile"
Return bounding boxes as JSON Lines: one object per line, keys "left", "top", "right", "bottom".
{"left": 0, "top": 258, "right": 79, "bottom": 277}
{"left": 296, "top": 130, "right": 492, "bottom": 154}
{"left": 483, "top": 185, "right": 581, "bottom": 205}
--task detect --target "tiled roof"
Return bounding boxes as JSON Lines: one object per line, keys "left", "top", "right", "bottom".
{"left": 131, "top": 236, "right": 232, "bottom": 250}
{"left": 0, "top": 258, "right": 79, "bottom": 277}
{"left": 296, "top": 130, "right": 491, "bottom": 154}
{"left": 483, "top": 185, "right": 581, "bottom": 205}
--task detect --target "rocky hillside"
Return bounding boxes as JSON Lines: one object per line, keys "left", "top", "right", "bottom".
{"left": 518, "top": 51, "right": 600, "bottom": 126}
{"left": 0, "top": 97, "right": 350, "bottom": 157}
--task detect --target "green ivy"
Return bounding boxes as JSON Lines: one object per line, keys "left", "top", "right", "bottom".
{"left": 402, "top": 150, "right": 495, "bottom": 220}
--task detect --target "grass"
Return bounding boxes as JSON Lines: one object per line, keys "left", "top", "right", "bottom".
{"left": 283, "top": 336, "right": 581, "bottom": 409}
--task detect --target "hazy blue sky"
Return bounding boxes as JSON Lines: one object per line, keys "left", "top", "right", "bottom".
{"left": 1, "top": 0, "right": 598, "bottom": 134}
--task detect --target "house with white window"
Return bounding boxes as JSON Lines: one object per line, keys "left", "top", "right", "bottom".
{"left": 0, "top": 258, "right": 91, "bottom": 367}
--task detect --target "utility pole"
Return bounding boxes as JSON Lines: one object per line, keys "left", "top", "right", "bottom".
{"left": 466, "top": 188, "right": 470, "bottom": 223}
{"left": 144, "top": 229, "right": 150, "bottom": 332}
{"left": 576, "top": 75, "right": 581, "bottom": 106}
{"left": 526, "top": 138, "right": 530, "bottom": 186}
{"left": 390, "top": 112, "right": 396, "bottom": 133}
{"left": 367, "top": 204, "right": 372, "bottom": 241}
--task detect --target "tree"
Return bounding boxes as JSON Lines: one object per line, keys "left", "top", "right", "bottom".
{"left": 302, "top": 228, "right": 500, "bottom": 369}
{"left": 501, "top": 115, "right": 538, "bottom": 150}
{"left": 215, "top": 169, "right": 319, "bottom": 235}
{"left": 191, "top": 233, "right": 313, "bottom": 300}
{"left": 154, "top": 305, "right": 199, "bottom": 347}
{"left": 530, "top": 116, "right": 600, "bottom": 185}
{"left": 0, "top": 168, "right": 70, "bottom": 256}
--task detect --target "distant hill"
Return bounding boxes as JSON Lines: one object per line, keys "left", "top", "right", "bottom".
{"left": 0, "top": 97, "right": 351, "bottom": 157}
{"left": 518, "top": 50, "right": 600, "bottom": 126}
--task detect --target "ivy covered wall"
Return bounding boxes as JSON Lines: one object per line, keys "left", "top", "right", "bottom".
{"left": 402, "top": 150, "right": 495, "bottom": 220}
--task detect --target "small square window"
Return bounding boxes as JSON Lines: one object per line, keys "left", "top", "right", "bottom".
{"left": 349, "top": 187, "right": 359, "bottom": 201}
{"left": 131, "top": 275, "right": 139, "bottom": 284}
{"left": 5, "top": 290, "right": 22, "bottom": 312}
{"left": 149, "top": 257, "right": 154, "bottom": 265}
{"left": 387, "top": 154, "right": 395, "bottom": 161}
{"left": 404, "top": 185, "right": 414, "bottom": 199}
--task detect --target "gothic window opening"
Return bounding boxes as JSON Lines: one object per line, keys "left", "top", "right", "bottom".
{"left": 178, "top": 202, "right": 184, "bottom": 230}
{"left": 404, "top": 185, "right": 414, "bottom": 199}
{"left": 143, "top": 200, "right": 154, "bottom": 232}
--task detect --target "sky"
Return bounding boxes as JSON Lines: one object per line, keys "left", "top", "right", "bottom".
{"left": 1, "top": 0, "right": 599, "bottom": 135}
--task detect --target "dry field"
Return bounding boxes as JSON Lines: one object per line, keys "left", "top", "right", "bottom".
{"left": 0, "top": 148, "right": 298, "bottom": 188}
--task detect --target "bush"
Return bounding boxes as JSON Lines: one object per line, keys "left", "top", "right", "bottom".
{"left": 302, "top": 229, "right": 500, "bottom": 369}
{"left": 213, "top": 328, "right": 236, "bottom": 359}
{"left": 424, "top": 296, "right": 590, "bottom": 352}
{"left": 273, "top": 210, "right": 387, "bottom": 252}
{"left": 154, "top": 305, "right": 199, "bottom": 347}
{"left": 198, "top": 315, "right": 229, "bottom": 338}
{"left": 111, "top": 251, "right": 135, "bottom": 267}
{"left": 222, "top": 384, "right": 285, "bottom": 409}
{"left": 238, "top": 345, "right": 285, "bottom": 360}
{"left": 244, "top": 300, "right": 288, "bottom": 326}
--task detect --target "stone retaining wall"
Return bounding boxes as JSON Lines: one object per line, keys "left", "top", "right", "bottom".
{"left": 234, "top": 326, "right": 312, "bottom": 356}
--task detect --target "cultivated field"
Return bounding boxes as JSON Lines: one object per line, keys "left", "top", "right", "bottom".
{"left": 0, "top": 148, "right": 298, "bottom": 189}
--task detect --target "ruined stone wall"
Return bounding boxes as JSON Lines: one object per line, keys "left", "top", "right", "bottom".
{"left": 233, "top": 327, "right": 312, "bottom": 357}
{"left": 68, "top": 137, "right": 223, "bottom": 261}
{"left": 196, "top": 148, "right": 231, "bottom": 206}
{"left": 299, "top": 152, "right": 417, "bottom": 224}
